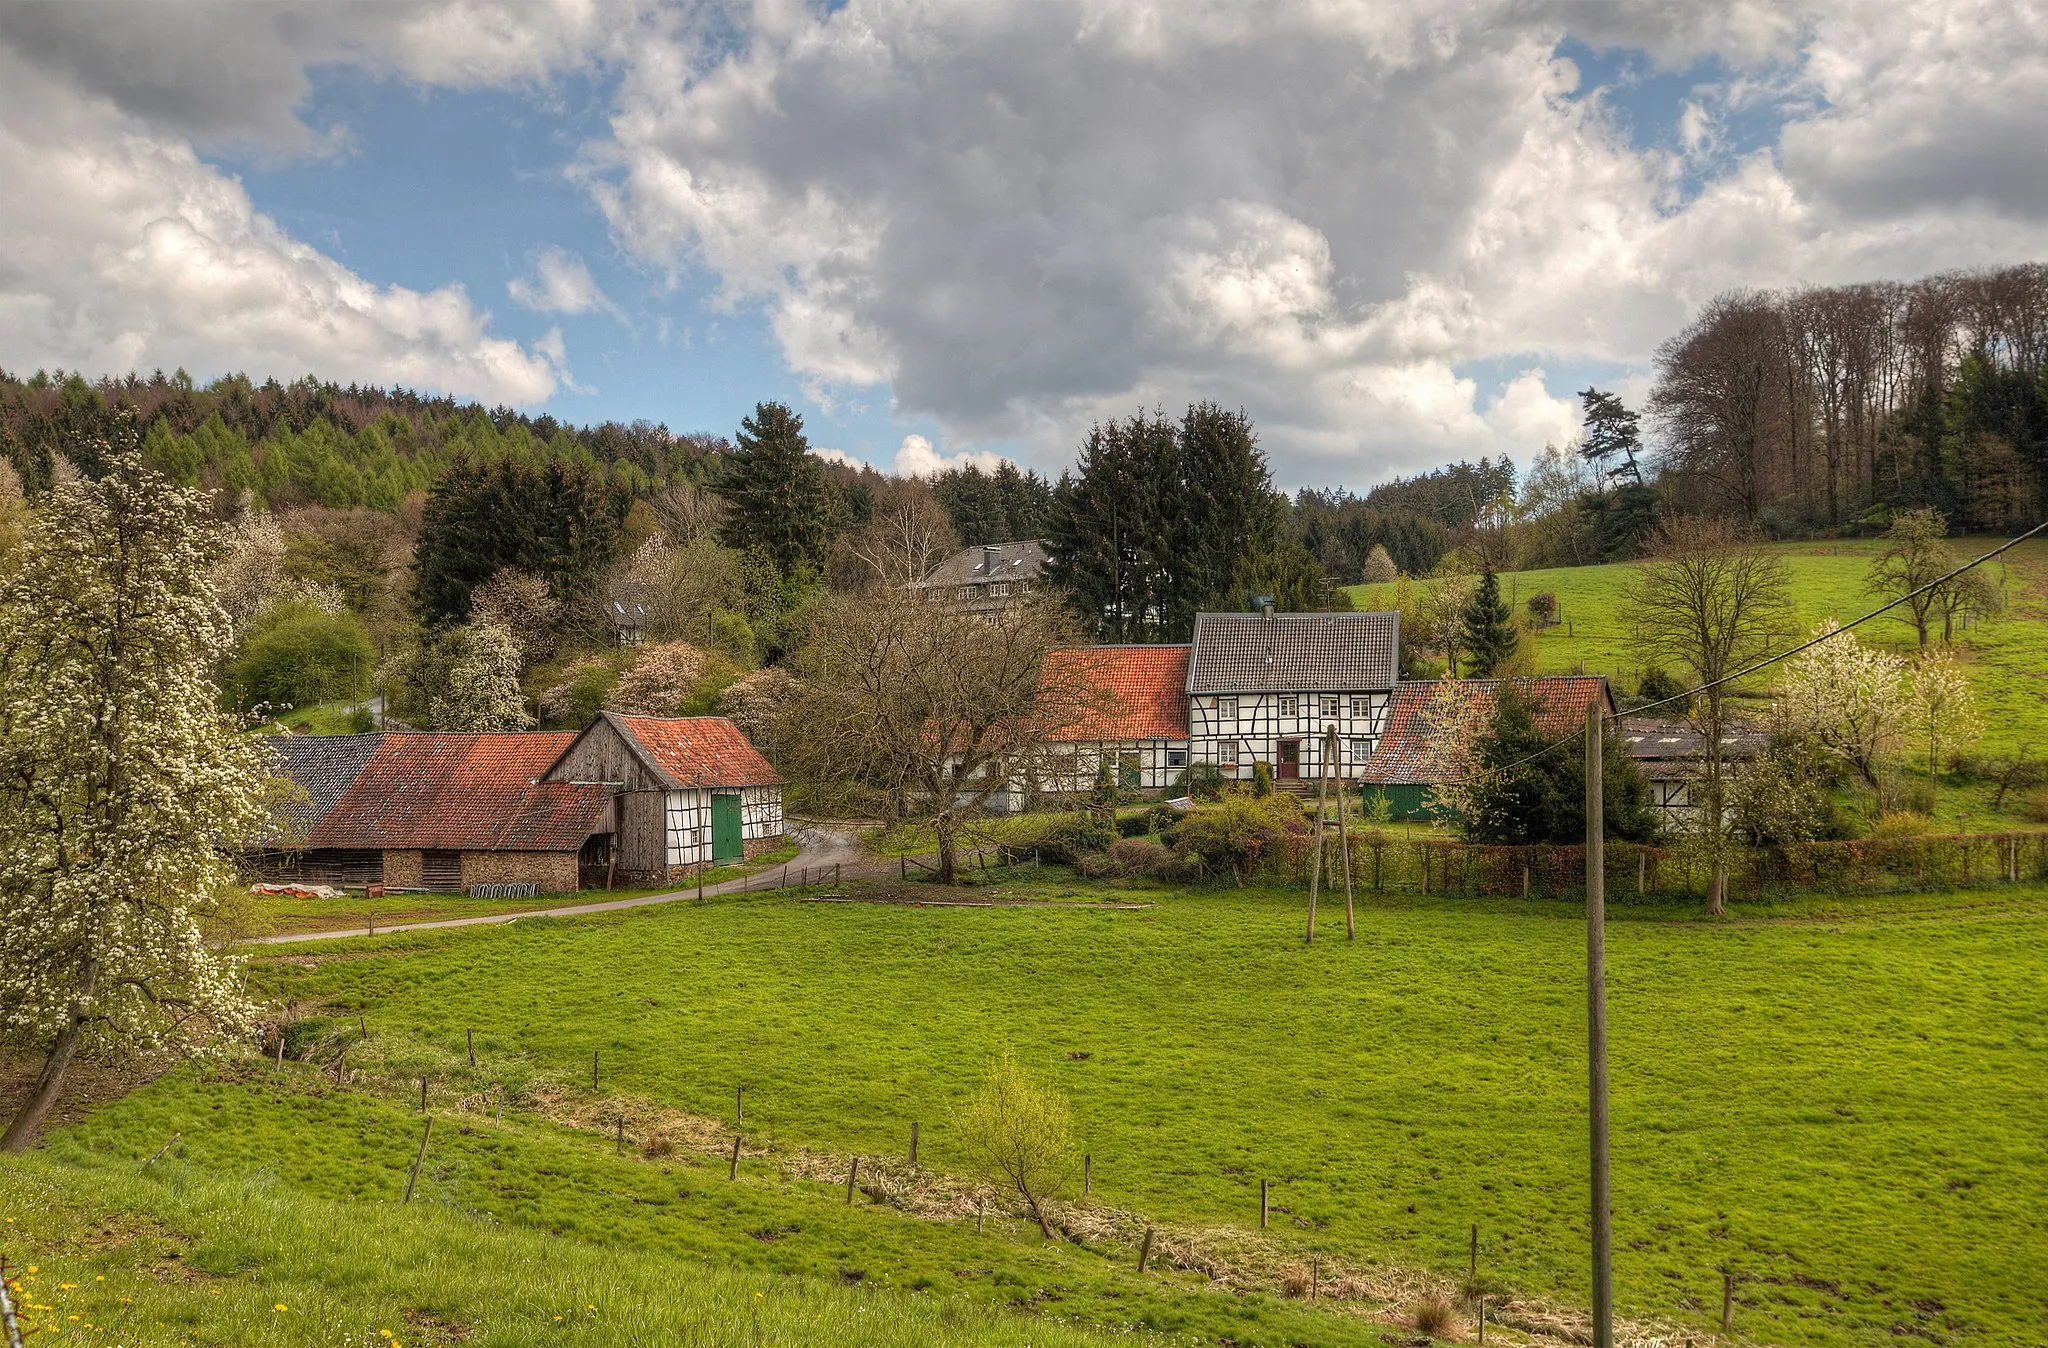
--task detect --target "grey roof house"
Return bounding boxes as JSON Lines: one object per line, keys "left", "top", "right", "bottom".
{"left": 1184, "top": 610, "right": 1401, "bottom": 784}
{"left": 911, "top": 540, "right": 1047, "bottom": 619}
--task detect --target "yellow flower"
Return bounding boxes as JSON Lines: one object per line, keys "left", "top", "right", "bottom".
{"left": 381, "top": 1331, "right": 393, "bottom": 1339}
{"left": 94, "top": 1275, "right": 104, "bottom": 1282}
{"left": 273, "top": 1303, "right": 288, "bottom": 1313}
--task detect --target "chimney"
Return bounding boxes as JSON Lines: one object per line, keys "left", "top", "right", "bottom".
{"left": 982, "top": 544, "right": 999, "bottom": 576}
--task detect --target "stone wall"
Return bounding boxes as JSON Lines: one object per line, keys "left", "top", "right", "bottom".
{"left": 383, "top": 850, "right": 424, "bottom": 888}
{"left": 461, "top": 850, "right": 579, "bottom": 893}
{"left": 743, "top": 835, "right": 784, "bottom": 861}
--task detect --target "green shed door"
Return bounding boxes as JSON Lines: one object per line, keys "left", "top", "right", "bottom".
{"left": 710, "top": 793, "right": 743, "bottom": 862}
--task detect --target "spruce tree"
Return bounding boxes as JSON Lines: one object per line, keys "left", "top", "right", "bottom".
{"left": 715, "top": 401, "right": 839, "bottom": 576}
{"left": 1460, "top": 568, "right": 1519, "bottom": 676}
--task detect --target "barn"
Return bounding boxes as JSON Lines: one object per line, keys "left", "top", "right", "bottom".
{"left": 306, "top": 732, "right": 615, "bottom": 893}
{"left": 544, "top": 713, "right": 785, "bottom": 885}
{"left": 1358, "top": 676, "right": 1615, "bottom": 819}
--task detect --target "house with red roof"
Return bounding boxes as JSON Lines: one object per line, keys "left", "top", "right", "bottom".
{"left": 544, "top": 712, "right": 785, "bottom": 885}
{"left": 279, "top": 713, "right": 783, "bottom": 893}
{"left": 1025, "top": 644, "right": 1193, "bottom": 801}
{"left": 1357, "top": 676, "right": 1616, "bottom": 819}
{"left": 306, "top": 731, "right": 615, "bottom": 893}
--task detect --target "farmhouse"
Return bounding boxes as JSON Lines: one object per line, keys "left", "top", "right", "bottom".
{"left": 912, "top": 540, "right": 1046, "bottom": 620}
{"left": 545, "top": 712, "right": 785, "bottom": 885}
{"left": 1186, "top": 610, "right": 1401, "bottom": 783}
{"left": 1358, "top": 676, "right": 1616, "bottom": 819}
{"left": 249, "top": 731, "right": 390, "bottom": 885}
{"left": 1029, "top": 644, "right": 1192, "bottom": 799}
{"left": 307, "top": 731, "right": 614, "bottom": 893}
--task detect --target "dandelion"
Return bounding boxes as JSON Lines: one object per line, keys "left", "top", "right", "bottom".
{"left": 273, "top": 1303, "right": 288, "bottom": 1313}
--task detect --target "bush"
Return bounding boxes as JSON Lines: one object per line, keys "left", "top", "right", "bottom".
{"left": 1634, "top": 666, "right": 1690, "bottom": 710}
{"left": 1116, "top": 811, "right": 1152, "bottom": 838}
{"left": 537, "top": 653, "right": 625, "bottom": 727}
{"left": 1168, "top": 763, "right": 1227, "bottom": 802}
{"left": 1032, "top": 812, "right": 1117, "bottom": 864}
{"left": 1871, "top": 810, "right": 1931, "bottom": 838}
{"left": 1104, "top": 837, "right": 1177, "bottom": 878}
{"left": 1896, "top": 778, "right": 1936, "bottom": 816}
{"left": 1251, "top": 760, "right": 1274, "bottom": 797}
{"left": 1166, "top": 795, "right": 1304, "bottom": 884}
{"left": 1147, "top": 803, "right": 1182, "bottom": 835}
{"left": 1411, "top": 1293, "right": 1456, "bottom": 1337}
{"left": 2021, "top": 787, "right": 2048, "bottom": 824}
{"left": 228, "top": 601, "right": 375, "bottom": 710}
{"left": 1526, "top": 591, "right": 1556, "bottom": 624}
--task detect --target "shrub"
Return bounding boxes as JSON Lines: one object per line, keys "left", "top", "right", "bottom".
{"left": 1526, "top": 591, "right": 1556, "bottom": 623}
{"left": 1169, "top": 762, "right": 1227, "bottom": 802}
{"left": 1896, "top": 778, "right": 1936, "bottom": 816}
{"left": 228, "top": 600, "right": 375, "bottom": 710}
{"left": 1105, "top": 837, "right": 1175, "bottom": 877}
{"left": 1032, "top": 812, "right": 1117, "bottom": 863}
{"left": 956, "top": 1053, "right": 1075, "bottom": 1239}
{"left": 1278, "top": 1264, "right": 1313, "bottom": 1299}
{"left": 1147, "top": 803, "right": 1182, "bottom": 835}
{"left": 1871, "top": 810, "right": 1931, "bottom": 838}
{"left": 537, "top": 653, "right": 625, "bottom": 726}
{"left": 1411, "top": 1293, "right": 1456, "bottom": 1337}
{"left": 1251, "top": 760, "right": 1274, "bottom": 797}
{"left": 640, "top": 1132, "right": 675, "bottom": 1159}
{"left": 610, "top": 641, "right": 709, "bottom": 716}
{"left": 1166, "top": 795, "right": 1304, "bottom": 884}
{"left": 1635, "top": 666, "right": 1690, "bottom": 709}
{"left": 1116, "top": 811, "right": 1152, "bottom": 838}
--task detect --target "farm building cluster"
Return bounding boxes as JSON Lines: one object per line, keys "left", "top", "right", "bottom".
{"left": 257, "top": 713, "right": 785, "bottom": 894}
{"left": 261, "top": 584, "right": 1731, "bottom": 896}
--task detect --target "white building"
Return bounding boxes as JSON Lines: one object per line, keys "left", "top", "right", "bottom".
{"left": 1185, "top": 611, "right": 1401, "bottom": 783}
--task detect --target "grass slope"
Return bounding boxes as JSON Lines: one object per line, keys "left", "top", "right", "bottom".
{"left": 1345, "top": 537, "right": 2048, "bottom": 759}
{"left": 0, "top": 1150, "right": 1157, "bottom": 1348}
{"left": 117, "top": 882, "right": 2048, "bottom": 1346}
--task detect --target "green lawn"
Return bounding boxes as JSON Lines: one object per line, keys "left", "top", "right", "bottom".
{"left": 26, "top": 880, "right": 2046, "bottom": 1346}
{"left": 1346, "top": 537, "right": 2048, "bottom": 760}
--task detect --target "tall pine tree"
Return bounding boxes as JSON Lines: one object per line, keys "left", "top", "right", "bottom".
{"left": 1163, "top": 403, "right": 1281, "bottom": 633}
{"left": 414, "top": 456, "right": 629, "bottom": 626}
{"left": 716, "top": 401, "right": 839, "bottom": 575}
{"left": 1459, "top": 568, "right": 1519, "bottom": 676}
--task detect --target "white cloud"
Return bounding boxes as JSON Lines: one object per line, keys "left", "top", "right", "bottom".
{"left": 509, "top": 248, "right": 618, "bottom": 317}
{"left": 585, "top": 0, "right": 2048, "bottom": 484}
{"left": 892, "top": 434, "right": 1007, "bottom": 479}
{"left": 0, "top": 46, "right": 561, "bottom": 403}
{"left": 809, "top": 446, "right": 862, "bottom": 469}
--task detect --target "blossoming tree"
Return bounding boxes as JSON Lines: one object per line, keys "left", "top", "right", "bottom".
{"left": 0, "top": 447, "right": 277, "bottom": 1152}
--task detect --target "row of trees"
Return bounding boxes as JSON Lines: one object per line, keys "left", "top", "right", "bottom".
{"left": 1651, "top": 263, "right": 2048, "bottom": 533}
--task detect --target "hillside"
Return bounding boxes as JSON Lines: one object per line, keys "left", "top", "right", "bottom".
{"left": 1346, "top": 537, "right": 2048, "bottom": 767}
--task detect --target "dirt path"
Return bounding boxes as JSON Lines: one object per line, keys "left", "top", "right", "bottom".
{"left": 248, "top": 827, "right": 894, "bottom": 946}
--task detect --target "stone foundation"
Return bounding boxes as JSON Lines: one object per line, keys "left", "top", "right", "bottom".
{"left": 461, "top": 851, "right": 579, "bottom": 894}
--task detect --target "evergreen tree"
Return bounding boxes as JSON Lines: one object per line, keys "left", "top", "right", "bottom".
{"left": 1162, "top": 403, "right": 1282, "bottom": 634}
{"left": 414, "top": 456, "right": 629, "bottom": 626}
{"left": 1460, "top": 686, "right": 1657, "bottom": 846}
{"left": 1044, "top": 414, "right": 1173, "bottom": 641}
{"left": 1577, "top": 388, "right": 1643, "bottom": 486}
{"left": 1459, "top": 568, "right": 1518, "bottom": 676}
{"left": 715, "top": 401, "right": 839, "bottom": 575}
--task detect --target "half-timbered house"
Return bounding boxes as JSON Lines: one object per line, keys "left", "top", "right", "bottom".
{"left": 1184, "top": 611, "right": 1402, "bottom": 784}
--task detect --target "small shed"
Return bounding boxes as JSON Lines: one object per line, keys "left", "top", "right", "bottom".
{"left": 1620, "top": 717, "right": 1768, "bottom": 818}
{"left": 308, "top": 732, "right": 615, "bottom": 893}
{"left": 545, "top": 713, "right": 784, "bottom": 884}
{"left": 1359, "top": 676, "right": 1617, "bottom": 820}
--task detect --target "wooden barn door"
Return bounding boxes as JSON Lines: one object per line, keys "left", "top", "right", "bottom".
{"left": 421, "top": 850, "right": 463, "bottom": 892}
{"left": 711, "top": 793, "right": 743, "bottom": 862}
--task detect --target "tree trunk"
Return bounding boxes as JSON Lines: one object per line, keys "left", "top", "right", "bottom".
{"left": 1022, "top": 1188, "right": 1056, "bottom": 1240}
{"left": 2, "top": 961, "right": 96, "bottom": 1154}
{"left": 935, "top": 812, "right": 957, "bottom": 885}
{"left": 1706, "top": 860, "right": 1726, "bottom": 917}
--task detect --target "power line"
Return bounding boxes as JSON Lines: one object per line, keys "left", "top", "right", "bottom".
{"left": 1477, "top": 517, "right": 2048, "bottom": 781}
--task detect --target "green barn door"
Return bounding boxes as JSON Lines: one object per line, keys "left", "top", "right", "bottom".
{"left": 711, "top": 793, "right": 743, "bottom": 862}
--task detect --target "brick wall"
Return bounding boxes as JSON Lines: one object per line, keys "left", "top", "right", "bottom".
{"left": 461, "top": 851, "right": 579, "bottom": 893}
{"left": 383, "top": 850, "right": 423, "bottom": 888}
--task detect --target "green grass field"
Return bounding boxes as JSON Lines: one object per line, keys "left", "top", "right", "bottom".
{"left": 16, "top": 879, "right": 2047, "bottom": 1346}
{"left": 1345, "top": 537, "right": 2048, "bottom": 759}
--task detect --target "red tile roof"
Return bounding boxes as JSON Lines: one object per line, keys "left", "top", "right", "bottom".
{"left": 1359, "top": 677, "right": 1615, "bottom": 785}
{"left": 1041, "top": 645, "right": 1191, "bottom": 741}
{"left": 308, "top": 732, "right": 612, "bottom": 853}
{"left": 608, "top": 715, "right": 783, "bottom": 788}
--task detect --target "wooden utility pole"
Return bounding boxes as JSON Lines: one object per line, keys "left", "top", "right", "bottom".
{"left": 1307, "top": 745, "right": 1326, "bottom": 946}
{"left": 1330, "top": 726, "right": 1355, "bottom": 940}
{"left": 1585, "top": 694, "right": 1613, "bottom": 1348}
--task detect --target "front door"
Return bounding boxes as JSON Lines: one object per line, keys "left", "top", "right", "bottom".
{"left": 1277, "top": 740, "right": 1301, "bottom": 779}
{"left": 711, "top": 793, "right": 744, "bottom": 862}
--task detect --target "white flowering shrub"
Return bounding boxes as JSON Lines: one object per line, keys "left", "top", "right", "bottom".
{"left": 430, "top": 617, "right": 533, "bottom": 732}
{"left": 0, "top": 449, "right": 275, "bottom": 1151}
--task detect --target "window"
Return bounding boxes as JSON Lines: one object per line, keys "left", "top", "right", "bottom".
{"left": 1348, "top": 737, "right": 1370, "bottom": 760}
{"left": 1220, "top": 696, "right": 1239, "bottom": 723}
{"left": 1349, "top": 696, "right": 1371, "bottom": 718}
{"left": 990, "top": 581, "right": 1010, "bottom": 597}
{"left": 1319, "top": 695, "right": 1339, "bottom": 717}
{"left": 1166, "top": 747, "right": 1188, "bottom": 769}
{"left": 1278, "top": 695, "right": 1298, "bottom": 717}
{"left": 1219, "top": 740, "right": 1240, "bottom": 768}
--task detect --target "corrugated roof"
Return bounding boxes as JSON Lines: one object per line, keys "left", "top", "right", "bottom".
{"left": 1619, "top": 717, "right": 1769, "bottom": 762}
{"left": 264, "top": 732, "right": 386, "bottom": 841}
{"left": 1042, "top": 646, "right": 1190, "bottom": 741}
{"left": 607, "top": 714, "right": 784, "bottom": 788}
{"left": 309, "top": 732, "right": 611, "bottom": 853}
{"left": 1186, "top": 611, "right": 1400, "bottom": 693}
{"left": 1360, "top": 677, "right": 1615, "bottom": 785}
{"left": 912, "top": 540, "right": 1048, "bottom": 589}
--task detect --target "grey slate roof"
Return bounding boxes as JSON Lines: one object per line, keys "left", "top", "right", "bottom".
{"left": 263, "top": 732, "right": 387, "bottom": 843}
{"left": 911, "top": 539, "right": 1048, "bottom": 589}
{"left": 1185, "top": 611, "right": 1400, "bottom": 694}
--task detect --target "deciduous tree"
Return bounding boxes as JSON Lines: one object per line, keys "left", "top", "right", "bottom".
{"left": 956, "top": 1052, "right": 1076, "bottom": 1240}
{"left": 1777, "top": 619, "right": 1910, "bottom": 802}
{"left": 1, "top": 449, "right": 274, "bottom": 1152}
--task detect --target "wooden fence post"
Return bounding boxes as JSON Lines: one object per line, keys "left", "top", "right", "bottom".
{"left": 1083, "top": 1154, "right": 1091, "bottom": 1198}
{"left": 403, "top": 1115, "right": 435, "bottom": 1204}
{"left": 467, "top": 1027, "right": 476, "bottom": 1068}
{"left": 1721, "top": 1271, "right": 1735, "bottom": 1333}
{"left": 1136, "top": 1227, "right": 1155, "bottom": 1273}
{"left": 592, "top": 1050, "right": 599, "bottom": 1090}
{"left": 736, "top": 1084, "right": 744, "bottom": 1127}
{"left": 729, "top": 1132, "right": 742, "bottom": 1180}
{"left": 846, "top": 1156, "right": 860, "bottom": 1203}
{"left": 418, "top": 1076, "right": 427, "bottom": 1112}
{"left": 1470, "top": 1222, "right": 1478, "bottom": 1279}
{"left": 976, "top": 1196, "right": 985, "bottom": 1233}
{"left": 1260, "top": 1178, "right": 1269, "bottom": 1229}
{"left": 333, "top": 1046, "right": 347, "bottom": 1086}
{"left": 615, "top": 1117, "right": 625, "bottom": 1155}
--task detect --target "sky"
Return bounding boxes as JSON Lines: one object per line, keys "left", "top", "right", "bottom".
{"left": 1, "top": 1, "right": 2045, "bottom": 492}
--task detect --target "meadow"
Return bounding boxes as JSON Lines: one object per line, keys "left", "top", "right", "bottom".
{"left": 18, "top": 878, "right": 2048, "bottom": 1346}
{"left": 1345, "top": 536, "right": 2048, "bottom": 764}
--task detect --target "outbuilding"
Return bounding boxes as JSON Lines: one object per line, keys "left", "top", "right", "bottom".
{"left": 544, "top": 713, "right": 785, "bottom": 885}
{"left": 1358, "top": 676, "right": 1616, "bottom": 819}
